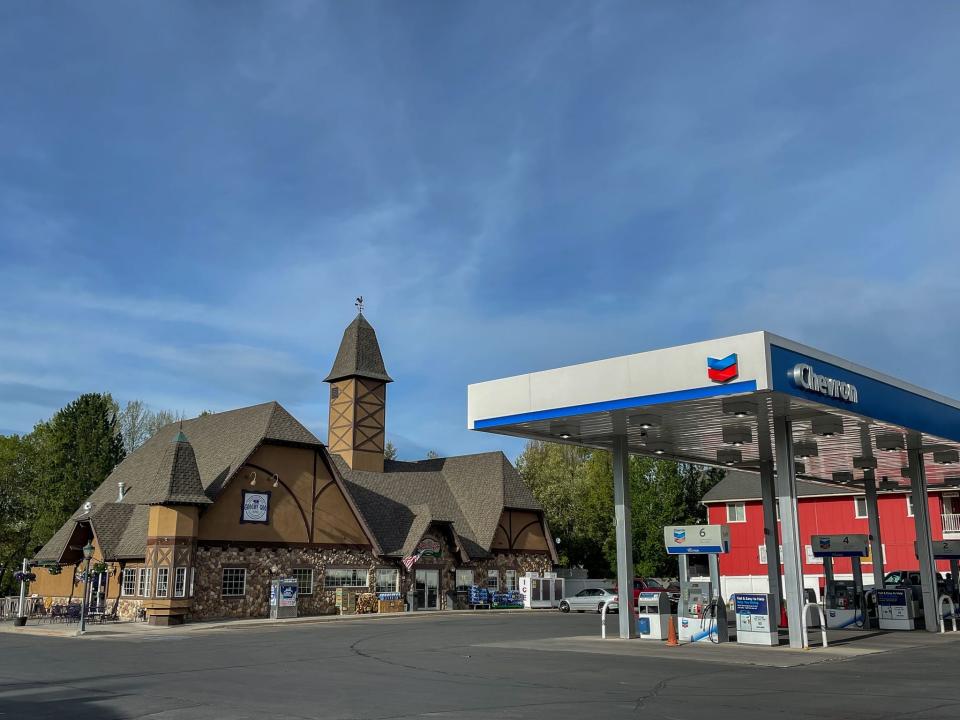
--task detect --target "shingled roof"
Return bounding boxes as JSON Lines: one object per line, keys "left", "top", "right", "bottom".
{"left": 324, "top": 314, "right": 393, "bottom": 383}
{"left": 702, "top": 470, "right": 857, "bottom": 503}
{"left": 151, "top": 431, "right": 212, "bottom": 506}
{"left": 35, "top": 401, "right": 321, "bottom": 562}
{"left": 336, "top": 451, "right": 545, "bottom": 560}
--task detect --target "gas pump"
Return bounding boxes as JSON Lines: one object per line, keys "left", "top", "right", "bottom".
{"left": 933, "top": 539, "right": 960, "bottom": 604}
{"left": 811, "top": 534, "right": 873, "bottom": 630}
{"left": 664, "top": 524, "right": 730, "bottom": 643}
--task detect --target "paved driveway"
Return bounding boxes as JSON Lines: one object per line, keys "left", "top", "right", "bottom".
{"left": 1, "top": 611, "right": 959, "bottom": 719}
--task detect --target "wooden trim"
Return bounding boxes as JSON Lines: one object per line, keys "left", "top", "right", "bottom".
{"left": 197, "top": 540, "right": 373, "bottom": 551}
{"left": 317, "top": 447, "right": 384, "bottom": 555}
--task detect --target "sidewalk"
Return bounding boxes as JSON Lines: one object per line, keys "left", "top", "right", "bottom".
{"left": 0, "top": 607, "right": 531, "bottom": 639}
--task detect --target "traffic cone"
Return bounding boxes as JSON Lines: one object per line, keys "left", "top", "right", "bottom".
{"left": 666, "top": 615, "right": 679, "bottom": 646}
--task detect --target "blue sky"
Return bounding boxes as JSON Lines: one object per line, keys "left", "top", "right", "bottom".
{"left": 2, "top": 2, "right": 960, "bottom": 460}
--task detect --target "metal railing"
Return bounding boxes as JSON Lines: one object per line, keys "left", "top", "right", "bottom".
{"left": 802, "top": 602, "right": 828, "bottom": 649}
{"left": 942, "top": 513, "right": 960, "bottom": 534}
{"left": 939, "top": 595, "right": 958, "bottom": 633}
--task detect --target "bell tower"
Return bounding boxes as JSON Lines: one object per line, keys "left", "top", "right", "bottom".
{"left": 324, "top": 308, "right": 392, "bottom": 473}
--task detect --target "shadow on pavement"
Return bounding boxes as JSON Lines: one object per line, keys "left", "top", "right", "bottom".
{"left": 0, "top": 692, "right": 123, "bottom": 720}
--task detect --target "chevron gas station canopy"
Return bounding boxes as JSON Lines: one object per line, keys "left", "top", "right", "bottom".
{"left": 467, "top": 331, "right": 960, "bottom": 491}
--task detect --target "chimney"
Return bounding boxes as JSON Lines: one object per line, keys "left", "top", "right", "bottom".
{"left": 117, "top": 481, "right": 126, "bottom": 502}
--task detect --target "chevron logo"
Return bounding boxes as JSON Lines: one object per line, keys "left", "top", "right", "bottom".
{"left": 707, "top": 353, "right": 739, "bottom": 383}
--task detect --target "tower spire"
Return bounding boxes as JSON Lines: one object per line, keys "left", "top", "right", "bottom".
{"left": 325, "top": 311, "right": 390, "bottom": 472}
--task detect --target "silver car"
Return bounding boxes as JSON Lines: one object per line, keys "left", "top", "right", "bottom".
{"left": 558, "top": 587, "right": 618, "bottom": 614}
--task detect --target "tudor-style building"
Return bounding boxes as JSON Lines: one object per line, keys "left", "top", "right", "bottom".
{"left": 30, "top": 313, "right": 556, "bottom": 624}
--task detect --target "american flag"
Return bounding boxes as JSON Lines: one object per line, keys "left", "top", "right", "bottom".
{"left": 402, "top": 551, "right": 423, "bottom": 571}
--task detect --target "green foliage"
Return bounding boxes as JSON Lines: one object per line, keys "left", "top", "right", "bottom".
{"left": 0, "top": 393, "right": 125, "bottom": 594}
{"left": 516, "top": 440, "right": 724, "bottom": 578}
{"left": 384, "top": 441, "right": 398, "bottom": 460}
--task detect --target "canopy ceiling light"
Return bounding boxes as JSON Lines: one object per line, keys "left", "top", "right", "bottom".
{"left": 645, "top": 441, "right": 670, "bottom": 456}
{"left": 795, "top": 461, "right": 806, "bottom": 474}
{"left": 717, "top": 448, "right": 742, "bottom": 467}
{"left": 900, "top": 466, "right": 912, "bottom": 479}
{"left": 853, "top": 456, "right": 878, "bottom": 469}
{"left": 833, "top": 471, "right": 854, "bottom": 484}
{"left": 876, "top": 432, "right": 905, "bottom": 453}
{"left": 629, "top": 414, "right": 660, "bottom": 430}
{"left": 722, "top": 399, "right": 755, "bottom": 418}
{"left": 794, "top": 441, "right": 818, "bottom": 459}
{"left": 550, "top": 421, "right": 579, "bottom": 440}
{"left": 878, "top": 478, "right": 900, "bottom": 490}
{"left": 933, "top": 450, "right": 960, "bottom": 465}
{"left": 944, "top": 477, "right": 960, "bottom": 487}
{"left": 721, "top": 426, "right": 752, "bottom": 447}
{"left": 812, "top": 415, "right": 844, "bottom": 437}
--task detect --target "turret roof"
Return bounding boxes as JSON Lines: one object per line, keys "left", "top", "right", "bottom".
{"left": 324, "top": 314, "right": 392, "bottom": 383}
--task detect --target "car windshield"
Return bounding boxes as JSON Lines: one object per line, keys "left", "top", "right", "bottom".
{"left": 643, "top": 578, "right": 663, "bottom": 589}
{"left": 884, "top": 572, "right": 904, "bottom": 584}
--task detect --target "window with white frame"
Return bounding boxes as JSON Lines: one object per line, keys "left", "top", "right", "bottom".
{"left": 758, "top": 544, "right": 783, "bottom": 565}
{"left": 907, "top": 495, "right": 914, "bottom": 517}
{"left": 121, "top": 568, "right": 137, "bottom": 596}
{"left": 375, "top": 568, "right": 398, "bottom": 594}
{"left": 505, "top": 569, "right": 517, "bottom": 591}
{"left": 155, "top": 567, "right": 169, "bottom": 598}
{"left": 324, "top": 568, "right": 368, "bottom": 589}
{"left": 854, "top": 497, "right": 868, "bottom": 519}
{"left": 292, "top": 568, "right": 314, "bottom": 595}
{"left": 455, "top": 569, "right": 474, "bottom": 591}
{"left": 174, "top": 567, "right": 187, "bottom": 598}
{"left": 222, "top": 568, "right": 247, "bottom": 597}
{"left": 726, "top": 502, "right": 746, "bottom": 523}
{"left": 138, "top": 568, "right": 152, "bottom": 597}
{"left": 486, "top": 569, "right": 499, "bottom": 590}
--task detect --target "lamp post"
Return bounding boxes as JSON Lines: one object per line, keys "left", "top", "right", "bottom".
{"left": 14, "top": 559, "right": 29, "bottom": 627}
{"left": 78, "top": 542, "right": 95, "bottom": 636}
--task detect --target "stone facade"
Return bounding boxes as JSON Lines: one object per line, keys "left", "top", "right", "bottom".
{"left": 45, "top": 596, "right": 144, "bottom": 622}
{"left": 189, "top": 533, "right": 553, "bottom": 620}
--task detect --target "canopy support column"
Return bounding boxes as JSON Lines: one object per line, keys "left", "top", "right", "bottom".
{"left": 759, "top": 459, "right": 782, "bottom": 625}
{"left": 774, "top": 416, "right": 805, "bottom": 649}
{"left": 863, "top": 473, "right": 885, "bottom": 589}
{"left": 908, "top": 447, "right": 939, "bottom": 632}
{"left": 612, "top": 434, "right": 636, "bottom": 638}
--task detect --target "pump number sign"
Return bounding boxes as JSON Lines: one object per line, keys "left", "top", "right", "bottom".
{"left": 663, "top": 525, "right": 730, "bottom": 554}
{"left": 810, "top": 534, "right": 868, "bottom": 558}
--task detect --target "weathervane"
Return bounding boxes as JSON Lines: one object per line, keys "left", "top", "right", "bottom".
{"left": 355, "top": 296, "right": 364, "bottom": 314}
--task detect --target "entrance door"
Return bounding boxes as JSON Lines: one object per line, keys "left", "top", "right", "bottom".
{"left": 415, "top": 569, "right": 440, "bottom": 610}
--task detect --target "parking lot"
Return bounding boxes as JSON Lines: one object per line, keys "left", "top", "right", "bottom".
{"left": 2, "top": 611, "right": 960, "bottom": 719}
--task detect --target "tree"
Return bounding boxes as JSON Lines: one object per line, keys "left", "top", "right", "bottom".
{"left": 425, "top": 450, "right": 440, "bottom": 460}
{"left": 0, "top": 433, "right": 44, "bottom": 595}
{"left": 384, "top": 441, "right": 398, "bottom": 460}
{"left": 116, "top": 400, "right": 185, "bottom": 453}
{"left": 516, "top": 440, "right": 724, "bottom": 578}
{"left": 30, "top": 394, "right": 126, "bottom": 549}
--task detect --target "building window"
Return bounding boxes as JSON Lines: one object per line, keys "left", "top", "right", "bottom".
{"left": 758, "top": 544, "right": 783, "bottom": 565}
{"left": 375, "top": 568, "right": 398, "bottom": 594}
{"left": 907, "top": 495, "right": 914, "bottom": 517}
{"left": 726, "top": 502, "right": 746, "bottom": 523}
{"left": 854, "top": 497, "right": 868, "bottom": 519}
{"left": 486, "top": 569, "right": 499, "bottom": 590}
{"left": 121, "top": 568, "right": 137, "bottom": 596}
{"left": 155, "top": 567, "right": 170, "bottom": 598}
{"left": 456, "top": 569, "right": 474, "bottom": 591}
{"left": 222, "top": 568, "right": 247, "bottom": 597}
{"left": 292, "top": 568, "right": 314, "bottom": 595}
{"left": 174, "top": 567, "right": 187, "bottom": 598}
{"left": 324, "top": 568, "right": 368, "bottom": 588}
{"left": 505, "top": 569, "right": 517, "bottom": 591}
{"left": 138, "top": 568, "right": 152, "bottom": 597}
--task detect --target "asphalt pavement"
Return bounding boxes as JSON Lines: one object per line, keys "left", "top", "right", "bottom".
{"left": 1, "top": 611, "right": 959, "bottom": 719}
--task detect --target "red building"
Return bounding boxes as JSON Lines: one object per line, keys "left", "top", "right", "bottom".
{"left": 701, "top": 471, "right": 960, "bottom": 599}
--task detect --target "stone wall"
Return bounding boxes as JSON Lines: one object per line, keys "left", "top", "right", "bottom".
{"left": 44, "top": 596, "right": 143, "bottom": 621}
{"left": 191, "top": 536, "right": 554, "bottom": 619}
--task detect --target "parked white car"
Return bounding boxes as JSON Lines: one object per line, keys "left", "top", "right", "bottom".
{"left": 558, "top": 587, "right": 618, "bottom": 614}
